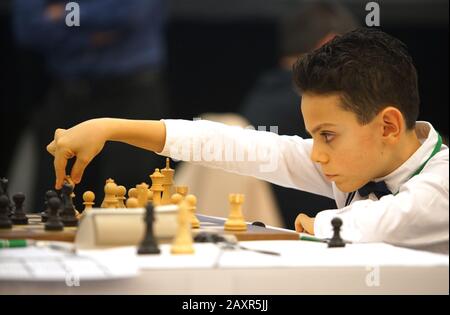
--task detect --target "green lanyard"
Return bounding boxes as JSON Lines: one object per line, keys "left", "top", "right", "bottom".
{"left": 409, "top": 133, "right": 443, "bottom": 178}
{"left": 392, "top": 132, "right": 443, "bottom": 195}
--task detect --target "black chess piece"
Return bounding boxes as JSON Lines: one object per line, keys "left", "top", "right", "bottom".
{"left": 41, "top": 190, "right": 58, "bottom": 222}
{"left": 45, "top": 197, "right": 64, "bottom": 231}
{"left": 252, "top": 221, "right": 266, "bottom": 228}
{"left": 0, "top": 195, "right": 12, "bottom": 229}
{"left": 0, "top": 177, "right": 13, "bottom": 216}
{"left": 60, "top": 183, "right": 78, "bottom": 227}
{"left": 11, "top": 193, "right": 29, "bottom": 225}
{"left": 328, "top": 217, "right": 346, "bottom": 248}
{"left": 137, "top": 203, "right": 160, "bottom": 255}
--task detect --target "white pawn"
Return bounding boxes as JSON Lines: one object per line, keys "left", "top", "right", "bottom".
{"left": 185, "top": 194, "right": 200, "bottom": 229}
{"left": 116, "top": 185, "right": 127, "bottom": 208}
{"left": 171, "top": 200, "right": 195, "bottom": 255}
{"left": 82, "top": 191, "right": 95, "bottom": 211}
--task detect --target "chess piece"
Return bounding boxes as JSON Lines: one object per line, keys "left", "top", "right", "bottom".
{"left": 45, "top": 197, "right": 64, "bottom": 231}
{"left": 171, "top": 200, "right": 195, "bottom": 254}
{"left": 60, "top": 183, "right": 78, "bottom": 227}
{"left": 147, "top": 189, "right": 153, "bottom": 204}
{"left": 171, "top": 193, "right": 183, "bottom": 205}
{"left": 160, "top": 158, "right": 174, "bottom": 205}
{"left": 0, "top": 177, "right": 12, "bottom": 216}
{"left": 63, "top": 176, "right": 81, "bottom": 217}
{"left": 252, "top": 221, "right": 266, "bottom": 228}
{"left": 149, "top": 169, "right": 164, "bottom": 206}
{"left": 328, "top": 217, "right": 346, "bottom": 248}
{"left": 185, "top": 194, "right": 200, "bottom": 229}
{"left": 64, "top": 175, "right": 76, "bottom": 198}
{"left": 136, "top": 182, "right": 149, "bottom": 207}
{"left": 82, "top": 191, "right": 95, "bottom": 211}
{"left": 128, "top": 187, "right": 138, "bottom": 199}
{"left": 116, "top": 185, "right": 127, "bottom": 208}
{"left": 126, "top": 197, "right": 139, "bottom": 208}
{"left": 175, "top": 185, "right": 188, "bottom": 197}
{"left": 224, "top": 193, "right": 247, "bottom": 231}
{"left": 101, "top": 178, "right": 116, "bottom": 208}
{"left": 137, "top": 203, "right": 161, "bottom": 255}
{"left": 102, "top": 182, "right": 118, "bottom": 208}
{"left": 0, "top": 195, "right": 12, "bottom": 229}
{"left": 11, "top": 193, "right": 28, "bottom": 225}
{"left": 41, "top": 190, "right": 58, "bottom": 222}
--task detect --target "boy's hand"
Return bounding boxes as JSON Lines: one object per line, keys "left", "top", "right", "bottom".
{"left": 46, "top": 119, "right": 108, "bottom": 190}
{"left": 295, "top": 213, "right": 315, "bottom": 235}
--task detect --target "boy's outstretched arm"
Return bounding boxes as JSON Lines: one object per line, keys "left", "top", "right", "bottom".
{"left": 46, "top": 118, "right": 166, "bottom": 189}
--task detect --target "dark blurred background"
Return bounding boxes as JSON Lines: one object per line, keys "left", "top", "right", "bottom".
{"left": 0, "top": 0, "right": 448, "bottom": 226}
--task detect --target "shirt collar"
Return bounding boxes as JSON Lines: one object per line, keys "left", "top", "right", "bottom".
{"left": 375, "top": 121, "right": 439, "bottom": 193}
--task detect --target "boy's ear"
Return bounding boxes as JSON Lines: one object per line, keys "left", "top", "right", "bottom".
{"left": 379, "top": 106, "right": 404, "bottom": 141}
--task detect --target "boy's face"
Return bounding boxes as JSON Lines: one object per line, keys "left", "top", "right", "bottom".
{"left": 301, "top": 93, "right": 387, "bottom": 192}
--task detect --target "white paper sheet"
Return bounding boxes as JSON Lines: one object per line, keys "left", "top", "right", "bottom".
{"left": 217, "top": 240, "right": 449, "bottom": 268}
{"left": 0, "top": 246, "right": 138, "bottom": 281}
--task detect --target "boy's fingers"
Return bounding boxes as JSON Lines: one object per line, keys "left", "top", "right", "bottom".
{"left": 54, "top": 128, "right": 66, "bottom": 140}
{"left": 70, "top": 156, "right": 90, "bottom": 184}
{"left": 54, "top": 153, "right": 68, "bottom": 190}
{"left": 47, "top": 141, "right": 56, "bottom": 156}
{"left": 295, "top": 213, "right": 305, "bottom": 233}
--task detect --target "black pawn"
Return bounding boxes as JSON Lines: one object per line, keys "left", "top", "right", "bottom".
{"left": 60, "top": 183, "right": 78, "bottom": 227}
{"left": 328, "top": 217, "right": 346, "bottom": 248}
{"left": 0, "top": 195, "right": 12, "bottom": 229}
{"left": 0, "top": 177, "right": 13, "bottom": 216}
{"left": 11, "top": 193, "right": 28, "bottom": 225}
{"left": 41, "top": 190, "right": 58, "bottom": 222}
{"left": 137, "top": 203, "right": 160, "bottom": 255}
{"left": 45, "top": 197, "right": 64, "bottom": 231}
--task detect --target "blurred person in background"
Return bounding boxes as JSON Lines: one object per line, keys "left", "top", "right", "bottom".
{"left": 239, "top": 1, "right": 359, "bottom": 227}
{"left": 13, "top": 0, "right": 168, "bottom": 211}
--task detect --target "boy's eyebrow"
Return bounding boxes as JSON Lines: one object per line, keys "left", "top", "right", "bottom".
{"left": 307, "top": 123, "right": 337, "bottom": 136}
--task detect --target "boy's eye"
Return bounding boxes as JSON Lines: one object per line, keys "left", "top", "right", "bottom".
{"left": 320, "top": 132, "right": 335, "bottom": 143}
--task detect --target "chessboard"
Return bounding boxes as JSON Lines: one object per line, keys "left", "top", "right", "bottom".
{"left": 0, "top": 212, "right": 298, "bottom": 243}
{"left": 195, "top": 214, "right": 298, "bottom": 241}
{"left": 1, "top": 158, "right": 300, "bottom": 245}
{"left": 0, "top": 214, "right": 77, "bottom": 242}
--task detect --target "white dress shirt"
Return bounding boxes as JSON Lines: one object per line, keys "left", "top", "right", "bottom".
{"left": 159, "top": 119, "right": 449, "bottom": 253}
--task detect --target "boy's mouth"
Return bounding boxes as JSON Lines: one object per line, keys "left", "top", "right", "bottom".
{"left": 324, "top": 174, "right": 338, "bottom": 181}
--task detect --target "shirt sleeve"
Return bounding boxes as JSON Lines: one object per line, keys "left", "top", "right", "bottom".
{"left": 158, "top": 119, "right": 334, "bottom": 198}
{"left": 314, "top": 151, "right": 449, "bottom": 248}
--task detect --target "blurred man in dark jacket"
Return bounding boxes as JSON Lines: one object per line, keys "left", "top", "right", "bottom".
{"left": 14, "top": 0, "right": 168, "bottom": 211}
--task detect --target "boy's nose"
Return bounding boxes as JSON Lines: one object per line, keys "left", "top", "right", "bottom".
{"left": 310, "top": 146, "right": 329, "bottom": 164}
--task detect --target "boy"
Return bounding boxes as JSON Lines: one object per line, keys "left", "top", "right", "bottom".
{"left": 46, "top": 28, "right": 449, "bottom": 253}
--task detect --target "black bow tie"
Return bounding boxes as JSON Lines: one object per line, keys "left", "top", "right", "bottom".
{"left": 358, "top": 181, "right": 392, "bottom": 199}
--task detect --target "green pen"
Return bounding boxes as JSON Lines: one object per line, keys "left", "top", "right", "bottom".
{"left": 0, "top": 239, "right": 76, "bottom": 253}
{"left": 0, "top": 239, "right": 30, "bottom": 249}
{"left": 299, "top": 235, "right": 328, "bottom": 243}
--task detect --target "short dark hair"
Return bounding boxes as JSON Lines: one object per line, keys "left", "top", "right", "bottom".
{"left": 281, "top": 1, "right": 358, "bottom": 56}
{"left": 293, "top": 28, "right": 420, "bottom": 130}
